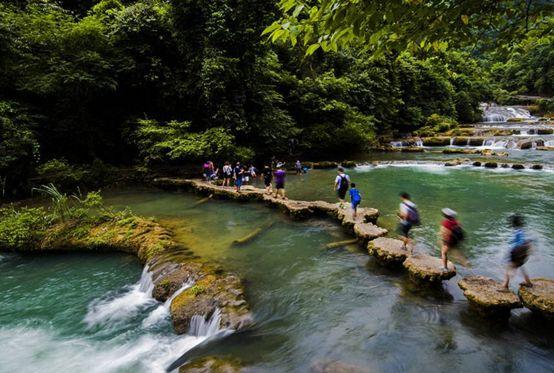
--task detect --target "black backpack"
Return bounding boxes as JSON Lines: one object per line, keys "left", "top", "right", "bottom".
{"left": 339, "top": 175, "right": 349, "bottom": 190}
{"left": 450, "top": 224, "right": 465, "bottom": 245}
{"left": 404, "top": 203, "right": 420, "bottom": 225}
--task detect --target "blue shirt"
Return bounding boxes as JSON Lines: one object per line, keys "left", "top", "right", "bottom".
{"left": 349, "top": 188, "right": 361, "bottom": 203}
{"left": 509, "top": 229, "right": 526, "bottom": 251}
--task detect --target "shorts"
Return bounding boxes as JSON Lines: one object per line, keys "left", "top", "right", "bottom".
{"left": 397, "top": 221, "right": 413, "bottom": 238}
{"left": 264, "top": 177, "right": 272, "bottom": 187}
{"left": 224, "top": 173, "right": 232, "bottom": 179}
{"left": 337, "top": 188, "right": 348, "bottom": 199}
{"left": 275, "top": 182, "right": 285, "bottom": 190}
{"left": 235, "top": 178, "right": 242, "bottom": 187}
{"left": 510, "top": 244, "right": 530, "bottom": 268}
{"left": 351, "top": 201, "right": 360, "bottom": 210}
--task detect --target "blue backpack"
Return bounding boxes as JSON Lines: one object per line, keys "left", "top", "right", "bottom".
{"left": 404, "top": 202, "right": 420, "bottom": 225}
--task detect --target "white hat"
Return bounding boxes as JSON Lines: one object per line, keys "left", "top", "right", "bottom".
{"left": 442, "top": 208, "right": 457, "bottom": 217}
{"left": 276, "top": 162, "right": 284, "bottom": 168}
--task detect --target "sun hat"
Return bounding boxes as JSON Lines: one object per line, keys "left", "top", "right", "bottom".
{"left": 276, "top": 162, "right": 284, "bottom": 168}
{"left": 441, "top": 208, "right": 457, "bottom": 218}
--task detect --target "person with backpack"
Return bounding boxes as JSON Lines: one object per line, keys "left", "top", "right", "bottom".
{"left": 222, "top": 161, "right": 233, "bottom": 186}
{"left": 233, "top": 162, "right": 244, "bottom": 192}
{"left": 334, "top": 167, "right": 350, "bottom": 203}
{"left": 349, "top": 183, "right": 362, "bottom": 219}
{"left": 500, "top": 214, "right": 533, "bottom": 291}
{"left": 202, "top": 160, "right": 214, "bottom": 181}
{"left": 439, "top": 208, "right": 464, "bottom": 271}
{"left": 397, "top": 192, "right": 419, "bottom": 253}
{"left": 262, "top": 164, "right": 273, "bottom": 195}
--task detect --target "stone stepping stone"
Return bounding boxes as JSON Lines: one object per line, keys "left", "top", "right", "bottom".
{"left": 403, "top": 253, "right": 456, "bottom": 283}
{"left": 354, "top": 223, "right": 388, "bottom": 243}
{"left": 519, "top": 278, "right": 554, "bottom": 318}
{"left": 458, "top": 276, "right": 521, "bottom": 316}
{"left": 367, "top": 237, "right": 408, "bottom": 265}
{"left": 336, "top": 205, "right": 380, "bottom": 229}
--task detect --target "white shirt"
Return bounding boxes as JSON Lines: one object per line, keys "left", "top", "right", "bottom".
{"left": 334, "top": 173, "right": 350, "bottom": 190}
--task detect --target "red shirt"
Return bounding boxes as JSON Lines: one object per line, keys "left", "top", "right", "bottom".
{"left": 441, "top": 218, "right": 458, "bottom": 231}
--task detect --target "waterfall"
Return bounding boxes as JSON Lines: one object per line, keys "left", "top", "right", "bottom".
{"left": 390, "top": 141, "right": 404, "bottom": 148}
{"left": 466, "top": 137, "right": 471, "bottom": 146}
{"left": 189, "top": 308, "right": 222, "bottom": 337}
{"left": 85, "top": 265, "right": 157, "bottom": 328}
{"left": 545, "top": 140, "right": 554, "bottom": 147}
{"left": 415, "top": 138, "right": 423, "bottom": 147}
{"left": 449, "top": 137, "right": 455, "bottom": 147}
{"left": 481, "top": 104, "right": 534, "bottom": 123}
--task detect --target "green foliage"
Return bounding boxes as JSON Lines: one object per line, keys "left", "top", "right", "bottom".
{"left": 266, "top": 0, "right": 553, "bottom": 56}
{"left": 0, "top": 101, "right": 40, "bottom": 197}
{"left": 537, "top": 99, "right": 554, "bottom": 115}
{"left": 415, "top": 114, "right": 458, "bottom": 137}
{"left": 0, "top": 207, "right": 51, "bottom": 250}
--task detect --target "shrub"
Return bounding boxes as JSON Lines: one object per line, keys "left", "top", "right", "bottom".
{"left": 36, "top": 159, "right": 86, "bottom": 191}
{"left": 0, "top": 207, "right": 52, "bottom": 250}
{"left": 414, "top": 114, "right": 458, "bottom": 136}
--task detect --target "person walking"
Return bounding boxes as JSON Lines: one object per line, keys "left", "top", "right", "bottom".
{"left": 397, "top": 192, "right": 419, "bottom": 253}
{"left": 222, "top": 161, "right": 233, "bottom": 186}
{"left": 295, "top": 160, "right": 302, "bottom": 175}
{"left": 202, "top": 160, "right": 214, "bottom": 181}
{"left": 349, "top": 183, "right": 362, "bottom": 219}
{"left": 439, "top": 208, "right": 464, "bottom": 271}
{"left": 334, "top": 167, "right": 350, "bottom": 203}
{"left": 262, "top": 164, "right": 273, "bottom": 195}
{"left": 273, "top": 163, "right": 287, "bottom": 199}
{"left": 234, "top": 162, "right": 244, "bottom": 192}
{"left": 500, "top": 214, "right": 533, "bottom": 291}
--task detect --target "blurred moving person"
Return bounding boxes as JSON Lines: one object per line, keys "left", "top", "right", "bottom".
{"left": 262, "top": 164, "right": 273, "bottom": 195}
{"left": 397, "top": 192, "right": 419, "bottom": 253}
{"left": 439, "top": 208, "right": 464, "bottom": 271}
{"left": 501, "top": 214, "right": 533, "bottom": 291}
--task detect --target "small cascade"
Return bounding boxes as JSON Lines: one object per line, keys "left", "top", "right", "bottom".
{"left": 415, "top": 138, "right": 424, "bottom": 148}
{"left": 481, "top": 104, "right": 534, "bottom": 123}
{"left": 449, "top": 137, "right": 455, "bottom": 147}
{"left": 466, "top": 137, "right": 471, "bottom": 146}
{"left": 189, "top": 308, "right": 222, "bottom": 337}
{"left": 85, "top": 265, "right": 156, "bottom": 328}
{"left": 142, "top": 281, "right": 194, "bottom": 328}
{"left": 390, "top": 141, "right": 404, "bottom": 148}
{"left": 545, "top": 140, "right": 554, "bottom": 147}
{"left": 531, "top": 141, "right": 537, "bottom": 150}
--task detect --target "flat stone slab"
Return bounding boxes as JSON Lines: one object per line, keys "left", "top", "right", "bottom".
{"left": 519, "top": 278, "right": 554, "bottom": 317}
{"left": 458, "top": 276, "right": 521, "bottom": 313}
{"left": 336, "top": 205, "right": 380, "bottom": 229}
{"left": 403, "top": 254, "right": 456, "bottom": 283}
{"left": 354, "top": 223, "right": 388, "bottom": 242}
{"left": 367, "top": 237, "right": 406, "bottom": 264}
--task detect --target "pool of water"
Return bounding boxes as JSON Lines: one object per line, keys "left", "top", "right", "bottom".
{"left": 100, "top": 163, "right": 554, "bottom": 372}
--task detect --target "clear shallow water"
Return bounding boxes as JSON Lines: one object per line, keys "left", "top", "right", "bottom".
{"left": 2, "top": 160, "right": 553, "bottom": 372}
{"left": 0, "top": 253, "right": 219, "bottom": 373}
{"left": 100, "top": 164, "right": 554, "bottom": 372}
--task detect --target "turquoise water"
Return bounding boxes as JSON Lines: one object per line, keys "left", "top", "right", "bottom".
{"left": 1, "top": 159, "right": 553, "bottom": 372}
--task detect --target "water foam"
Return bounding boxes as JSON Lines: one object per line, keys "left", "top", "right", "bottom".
{"left": 142, "top": 281, "right": 194, "bottom": 328}
{"left": 84, "top": 266, "right": 157, "bottom": 328}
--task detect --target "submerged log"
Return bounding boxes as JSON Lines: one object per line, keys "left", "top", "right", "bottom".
{"left": 458, "top": 276, "right": 521, "bottom": 317}
{"left": 191, "top": 194, "right": 213, "bottom": 207}
{"left": 403, "top": 253, "right": 456, "bottom": 283}
{"left": 232, "top": 222, "right": 274, "bottom": 246}
{"left": 325, "top": 238, "right": 359, "bottom": 249}
{"left": 519, "top": 278, "right": 554, "bottom": 318}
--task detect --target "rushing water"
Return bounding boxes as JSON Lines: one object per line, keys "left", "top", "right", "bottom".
{"left": 0, "top": 254, "right": 226, "bottom": 373}
{"left": 2, "top": 159, "right": 553, "bottom": 372}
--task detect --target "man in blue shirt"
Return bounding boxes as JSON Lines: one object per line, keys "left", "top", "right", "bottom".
{"left": 500, "top": 214, "right": 533, "bottom": 291}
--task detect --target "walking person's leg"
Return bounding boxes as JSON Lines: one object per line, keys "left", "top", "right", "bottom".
{"left": 441, "top": 244, "right": 449, "bottom": 270}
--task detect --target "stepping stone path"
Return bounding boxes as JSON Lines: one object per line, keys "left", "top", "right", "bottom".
{"left": 403, "top": 254, "right": 456, "bottom": 283}
{"left": 367, "top": 237, "right": 409, "bottom": 265}
{"left": 153, "top": 177, "right": 554, "bottom": 317}
{"left": 458, "top": 276, "right": 521, "bottom": 316}
{"left": 519, "top": 278, "right": 554, "bottom": 318}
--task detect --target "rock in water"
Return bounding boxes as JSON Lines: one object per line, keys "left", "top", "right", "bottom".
{"left": 311, "top": 360, "right": 372, "bottom": 373}
{"left": 519, "top": 278, "right": 554, "bottom": 318}
{"left": 403, "top": 254, "right": 456, "bottom": 283}
{"left": 367, "top": 237, "right": 408, "bottom": 266}
{"left": 179, "top": 356, "right": 244, "bottom": 373}
{"left": 353, "top": 223, "right": 388, "bottom": 244}
{"left": 458, "top": 276, "right": 521, "bottom": 316}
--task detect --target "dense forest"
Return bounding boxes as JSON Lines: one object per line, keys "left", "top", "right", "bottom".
{"left": 1, "top": 0, "right": 552, "bottom": 197}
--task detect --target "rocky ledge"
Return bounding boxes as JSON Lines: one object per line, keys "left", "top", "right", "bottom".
{"left": 519, "top": 278, "right": 554, "bottom": 318}
{"left": 403, "top": 254, "right": 456, "bottom": 283}
{"left": 367, "top": 237, "right": 409, "bottom": 266}
{"left": 458, "top": 276, "right": 521, "bottom": 316}
{"left": 26, "top": 215, "right": 252, "bottom": 336}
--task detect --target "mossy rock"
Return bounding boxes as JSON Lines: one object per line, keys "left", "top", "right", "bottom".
{"left": 531, "top": 164, "right": 543, "bottom": 170}
{"left": 353, "top": 223, "right": 387, "bottom": 244}
{"left": 512, "top": 164, "right": 525, "bottom": 170}
{"left": 422, "top": 137, "right": 451, "bottom": 146}
{"left": 312, "top": 161, "right": 338, "bottom": 169}
{"left": 400, "top": 147, "right": 425, "bottom": 152}
{"left": 537, "top": 128, "right": 554, "bottom": 135}
{"left": 458, "top": 276, "right": 521, "bottom": 316}
{"left": 340, "top": 161, "right": 357, "bottom": 168}
{"left": 179, "top": 356, "right": 244, "bottom": 373}
{"left": 170, "top": 272, "right": 252, "bottom": 334}
{"left": 519, "top": 278, "right": 554, "bottom": 318}
{"left": 442, "top": 148, "right": 479, "bottom": 155}
{"left": 311, "top": 360, "right": 372, "bottom": 373}
{"left": 484, "top": 162, "right": 498, "bottom": 168}
{"left": 472, "top": 161, "right": 482, "bottom": 167}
